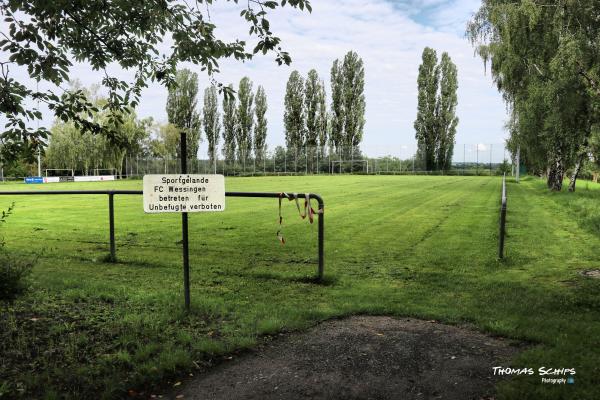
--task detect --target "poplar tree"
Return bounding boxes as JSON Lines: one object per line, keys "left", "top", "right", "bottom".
{"left": 341, "top": 51, "right": 366, "bottom": 158}
{"left": 284, "top": 70, "right": 305, "bottom": 152}
{"left": 436, "top": 52, "right": 459, "bottom": 171}
{"left": 414, "top": 47, "right": 439, "bottom": 171}
{"left": 305, "top": 69, "right": 321, "bottom": 150}
{"left": 236, "top": 77, "right": 254, "bottom": 164}
{"left": 166, "top": 69, "right": 202, "bottom": 161}
{"left": 330, "top": 60, "right": 344, "bottom": 153}
{"left": 221, "top": 84, "right": 237, "bottom": 163}
{"left": 203, "top": 85, "right": 221, "bottom": 169}
{"left": 317, "top": 80, "right": 328, "bottom": 156}
{"left": 330, "top": 52, "right": 366, "bottom": 158}
{"left": 254, "top": 85, "right": 268, "bottom": 164}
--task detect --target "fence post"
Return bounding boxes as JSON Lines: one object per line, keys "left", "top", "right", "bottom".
{"left": 318, "top": 201, "right": 324, "bottom": 280}
{"left": 499, "top": 173, "right": 507, "bottom": 259}
{"left": 317, "top": 147, "right": 319, "bottom": 175}
{"left": 180, "top": 133, "right": 191, "bottom": 311}
{"left": 108, "top": 193, "right": 116, "bottom": 262}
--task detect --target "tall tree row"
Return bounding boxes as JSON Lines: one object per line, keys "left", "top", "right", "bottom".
{"left": 468, "top": 1, "right": 599, "bottom": 191}
{"left": 166, "top": 71, "right": 272, "bottom": 167}
{"left": 284, "top": 70, "right": 331, "bottom": 154}
{"left": 43, "top": 74, "right": 271, "bottom": 174}
{"left": 283, "top": 51, "right": 364, "bottom": 158}
{"left": 218, "top": 77, "right": 269, "bottom": 167}
{"left": 414, "top": 48, "right": 458, "bottom": 171}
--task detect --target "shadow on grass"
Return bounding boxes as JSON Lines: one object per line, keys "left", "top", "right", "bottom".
{"left": 232, "top": 270, "right": 338, "bottom": 286}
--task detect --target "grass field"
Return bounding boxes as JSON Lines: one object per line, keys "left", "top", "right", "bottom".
{"left": 1, "top": 175, "right": 600, "bottom": 399}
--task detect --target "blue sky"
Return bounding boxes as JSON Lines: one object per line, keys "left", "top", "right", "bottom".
{"left": 6, "top": 0, "right": 508, "bottom": 159}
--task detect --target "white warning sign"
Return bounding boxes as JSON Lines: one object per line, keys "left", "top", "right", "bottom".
{"left": 143, "top": 174, "right": 225, "bottom": 213}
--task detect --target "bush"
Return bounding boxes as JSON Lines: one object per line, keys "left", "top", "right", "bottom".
{"left": 0, "top": 204, "right": 34, "bottom": 302}
{"left": 0, "top": 253, "right": 34, "bottom": 302}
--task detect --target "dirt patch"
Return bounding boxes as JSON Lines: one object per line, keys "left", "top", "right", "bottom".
{"left": 170, "top": 316, "right": 523, "bottom": 400}
{"left": 580, "top": 269, "right": 600, "bottom": 279}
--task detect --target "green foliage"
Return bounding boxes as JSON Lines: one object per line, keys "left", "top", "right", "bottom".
{"left": 45, "top": 84, "right": 151, "bottom": 176}
{"left": 497, "top": 159, "right": 511, "bottom": 176}
{"left": 317, "top": 82, "right": 328, "bottom": 154}
{"left": 0, "top": 251, "right": 33, "bottom": 303}
{"left": 328, "top": 51, "right": 366, "bottom": 158}
{"left": 341, "top": 51, "right": 366, "bottom": 152}
{"left": 221, "top": 84, "right": 237, "bottom": 163}
{"left": 254, "top": 85, "right": 268, "bottom": 163}
{"left": 0, "top": 0, "right": 312, "bottom": 158}
{"left": 284, "top": 70, "right": 305, "bottom": 150}
{"left": 0, "top": 204, "right": 34, "bottom": 303}
{"left": 236, "top": 77, "right": 254, "bottom": 163}
{"left": 0, "top": 147, "right": 35, "bottom": 178}
{"left": 436, "top": 53, "right": 459, "bottom": 170}
{"left": 467, "top": 0, "right": 600, "bottom": 190}
{"left": 203, "top": 85, "right": 221, "bottom": 167}
{"left": 304, "top": 69, "right": 321, "bottom": 147}
{"left": 414, "top": 47, "right": 439, "bottom": 170}
{"left": 166, "top": 69, "right": 202, "bottom": 161}
{"left": 304, "top": 70, "right": 325, "bottom": 169}
{"left": 329, "top": 60, "right": 344, "bottom": 151}
{"left": 148, "top": 123, "right": 180, "bottom": 161}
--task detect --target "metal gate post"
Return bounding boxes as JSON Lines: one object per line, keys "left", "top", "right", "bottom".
{"left": 108, "top": 193, "right": 116, "bottom": 262}
{"left": 317, "top": 197, "right": 325, "bottom": 280}
{"left": 499, "top": 174, "right": 507, "bottom": 259}
{"left": 180, "top": 132, "right": 191, "bottom": 311}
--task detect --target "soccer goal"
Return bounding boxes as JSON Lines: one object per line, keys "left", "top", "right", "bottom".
{"left": 330, "top": 160, "right": 370, "bottom": 174}
{"left": 93, "top": 168, "right": 117, "bottom": 176}
{"left": 45, "top": 169, "right": 74, "bottom": 177}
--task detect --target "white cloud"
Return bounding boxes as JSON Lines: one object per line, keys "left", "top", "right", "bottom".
{"left": 4, "top": 0, "right": 509, "bottom": 158}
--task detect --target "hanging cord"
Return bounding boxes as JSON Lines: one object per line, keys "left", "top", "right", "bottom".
{"left": 277, "top": 192, "right": 323, "bottom": 244}
{"left": 277, "top": 193, "right": 286, "bottom": 245}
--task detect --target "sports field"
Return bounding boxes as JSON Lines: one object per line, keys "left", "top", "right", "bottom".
{"left": 1, "top": 175, "right": 600, "bottom": 399}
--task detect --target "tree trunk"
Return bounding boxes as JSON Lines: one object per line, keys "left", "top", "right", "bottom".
{"left": 568, "top": 154, "right": 585, "bottom": 192}
{"left": 547, "top": 157, "right": 564, "bottom": 191}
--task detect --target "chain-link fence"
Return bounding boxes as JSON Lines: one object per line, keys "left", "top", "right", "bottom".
{"left": 28, "top": 143, "right": 511, "bottom": 179}
{"left": 115, "top": 144, "right": 511, "bottom": 177}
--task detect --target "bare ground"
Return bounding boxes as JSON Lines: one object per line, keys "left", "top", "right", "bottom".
{"left": 168, "top": 316, "right": 523, "bottom": 400}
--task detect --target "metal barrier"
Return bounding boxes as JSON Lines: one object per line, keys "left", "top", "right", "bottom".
{"left": 0, "top": 190, "right": 325, "bottom": 279}
{"left": 498, "top": 174, "right": 507, "bottom": 259}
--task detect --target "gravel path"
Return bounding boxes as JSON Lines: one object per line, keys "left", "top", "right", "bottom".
{"left": 169, "top": 316, "right": 522, "bottom": 400}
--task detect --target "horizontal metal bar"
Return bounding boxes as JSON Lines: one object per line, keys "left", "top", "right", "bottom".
{"left": 0, "top": 190, "right": 319, "bottom": 198}
{"left": 0, "top": 190, "right": 325, "bottom": 208}
{"left": 0, "top": 189, "right": 325, "bottom": 278}
{"left": 0, "top": 190, "right": 143, "bottom": 195}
